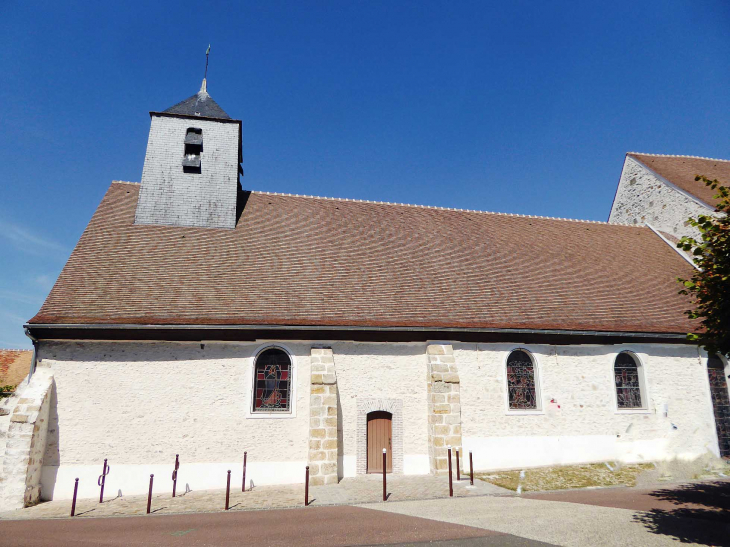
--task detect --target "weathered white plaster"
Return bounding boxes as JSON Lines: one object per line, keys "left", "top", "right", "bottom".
{"left": 28, "top": 339, "right": 723, "bottom": 504}
{"left": 41, "top": 460, "right": 305, "bottom": 501}
{"left": 331, "top": 342, "right": 430, "bottom": 476}
{"left": 37, "top": 341, "right": 311, "bottom": 501}
{"left": 609, "top": 156, "right": 717, "bottom": 239}
{"left": 456, "top": 343, "right": 718, "bottom": 469}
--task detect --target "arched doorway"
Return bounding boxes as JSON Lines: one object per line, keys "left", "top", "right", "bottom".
{"left": 367, "top": 411, "right": 392, "bottom": 473}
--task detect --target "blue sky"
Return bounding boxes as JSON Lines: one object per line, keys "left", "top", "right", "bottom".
{"left": 1, "top": 1, "right": 729, "bottom": 348}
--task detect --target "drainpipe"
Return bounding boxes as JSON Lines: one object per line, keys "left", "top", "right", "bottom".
{"left": 23, "top": 328, "right": 38, "bottom": 385}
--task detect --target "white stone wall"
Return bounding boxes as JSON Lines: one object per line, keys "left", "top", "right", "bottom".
{"left": 455, "top": 343, "right": 719, "bottom": 470}
{"left": 134, "top": 115, "right": 239, "bottom": 229}
{"left": 37, "top": 341, "right": 311, "bottom": 501}
{"left": 331, "top": 343, "right": 431, "bottom": 477}
{"left": 33, "top": 339, "right": 721, "bottom": 502}
{"left": 609, "top": 156, "right": 716, "bottom": 240}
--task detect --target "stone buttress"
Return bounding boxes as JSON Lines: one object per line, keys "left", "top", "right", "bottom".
{"left": 307, "top": 347, "right": 339, "bottom": 485}
{"left": 426, "top": 344, "right": 463, "bottom": 474}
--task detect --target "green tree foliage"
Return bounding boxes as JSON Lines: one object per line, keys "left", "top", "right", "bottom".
{"left": 677, "top": 175, "right": 730, "bottom": 357}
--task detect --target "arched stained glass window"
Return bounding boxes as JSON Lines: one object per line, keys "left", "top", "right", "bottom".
{"left": 506, "top": 350, "right": 538, "bottom": 410}
{"left": 614, "top": 352, "right": 645, "bottom": 409}
{"left": 253, "top": 348, "right": 291, "bottom": 413}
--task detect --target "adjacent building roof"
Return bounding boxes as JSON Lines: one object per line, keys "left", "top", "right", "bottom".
{"left": 628, "top": 153, "right": 729, "bottom": 209}
{"left": 29, "top": 182, "right": 696, "bottom": 335}
{"left": 163, "top": 89, "right": 230, "bottom": 120}
{"left": 0, "top": 350, "right": 32, "bottom": 387}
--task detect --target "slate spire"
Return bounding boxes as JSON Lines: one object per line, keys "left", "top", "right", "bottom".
{"left": 162, "top": 83, "right": 231, "bottom": 120}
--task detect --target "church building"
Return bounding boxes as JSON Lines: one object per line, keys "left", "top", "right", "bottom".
{"left": 1, "top": 79, "right": 728, "bottom": 510}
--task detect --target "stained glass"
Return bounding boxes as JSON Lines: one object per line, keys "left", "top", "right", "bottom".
{"left": 707, "top": 355, "right": 730, "bottom": 458}
{"left": 253, "top": 348, "right": 291, "bottom": 412}
{"left": 614, "top": 352, "right": 643, "bottom": 409}
{"left": 507, "top": 350, "right": 538, "bottom": 410}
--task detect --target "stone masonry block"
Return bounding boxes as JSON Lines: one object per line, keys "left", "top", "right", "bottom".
{"left": 442, "top": 373, "right": 460, "bottom": 383}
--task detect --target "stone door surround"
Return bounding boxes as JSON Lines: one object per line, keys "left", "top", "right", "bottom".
{"left": 356, "top": 398, "right": 403, "bottom": 475}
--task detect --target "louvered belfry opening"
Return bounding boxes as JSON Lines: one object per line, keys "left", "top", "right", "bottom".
{"left": 183, "top": 128, "right": 203, "bottom": 173}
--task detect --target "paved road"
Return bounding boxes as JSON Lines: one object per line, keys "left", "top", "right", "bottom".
{"left": 365, "top": 480, "right": 730, "bottom": 547}
{"left": 0, "top": 505, "right": 551, "bottom": 547}
{"left": 2, "top": 480, "right": 728, "bottom": 546}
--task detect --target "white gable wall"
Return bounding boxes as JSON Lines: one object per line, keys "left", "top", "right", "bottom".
{"left": 609, "top": 156, "right": 716, "bottom": 240}
{"left": 33, "top": 339, "right": 718, "bottom": 502}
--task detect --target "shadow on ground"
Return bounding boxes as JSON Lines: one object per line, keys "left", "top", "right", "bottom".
{"left": 633, "top": 480, "right": 730, "bottom": 545}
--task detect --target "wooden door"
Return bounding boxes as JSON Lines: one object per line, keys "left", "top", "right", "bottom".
{"left": 367, "top": 411, "right": 393, "bottom": 473}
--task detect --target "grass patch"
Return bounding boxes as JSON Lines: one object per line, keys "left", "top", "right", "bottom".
{"left": 476, "top": 462, "right": 655, "bottom": 492}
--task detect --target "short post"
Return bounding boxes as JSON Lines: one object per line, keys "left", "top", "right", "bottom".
{"left": 146, "top": 474, "right": 154, "bottom": 514}
{"left": 447, "top": 445, "right": 453, "bottom": 497}
{"left": 242, "top": 451, "right": 247, "bottom": 492}
{"left": 469, "top": 450, "right": 474, "bottom": 486}
{"left": 305, "top": 466, "right": 310, "bottom": 506}
{"left": 456, "top": 449, "right": 461, "bottom": 481}
{"left": 70, "top": 478, "right": 79, "bottom": 517}
{"left": 98, "top": 458, "right": 110, "bottom": 503}
{"left": 172, "top": 454, "right": 179, "bottom": 498}
{"left": 382, "top": 448, "right": 387, "bottom": 502}
{"left": 225, "top": 470, "right": 231, "bottom": 510}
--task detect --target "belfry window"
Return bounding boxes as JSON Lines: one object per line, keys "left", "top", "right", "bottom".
{"left": 614, "top": 352, "right": 646, "bottom": 409}
{"left": 182, "top": 128, "right": 202, "bottom": 173}
{"left": 252, "top": 348, "right": 292, "bottom": 413}
{"left": 506, "top": 349, "right": 539, "bottom": 410}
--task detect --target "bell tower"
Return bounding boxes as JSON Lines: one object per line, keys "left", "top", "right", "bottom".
{"left": 134, "top": 77, "right": 242, "bottom": 229}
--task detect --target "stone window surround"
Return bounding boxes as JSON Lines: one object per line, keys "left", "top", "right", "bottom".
{"left": 502, "top": 346, "right": 545, "bottom": 415}
{"left": 611, "top": 348, "right": 651, "bottom": 414}
{"left": 244, "top": 343, "right": 298, "bottom": 419}
{"left": 356, "top": 398, "right": 403, "bottom": 475}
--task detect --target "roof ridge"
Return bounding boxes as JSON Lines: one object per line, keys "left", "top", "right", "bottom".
{"left": 251, "top": 190, "right": 641, "bottom": 227}
{"left": 628, "top": 152, "right": 730, "bottom": 163}
{"left": 112, "top": 180, "right": 140, "bottom": 185}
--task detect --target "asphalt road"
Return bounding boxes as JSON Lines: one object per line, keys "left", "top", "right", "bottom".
{"left": 0, "top": 505, "right": 552, "bottom": 547}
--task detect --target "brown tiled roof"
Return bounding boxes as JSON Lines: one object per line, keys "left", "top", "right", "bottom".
{"left": 29, "top": 182, "right": 697, "bottom": 334}
{"left": 628, "top": 153, "right": 729, "bottom": 208}
{"left": 0, "top": 350, "right": 32, "bottom": 387}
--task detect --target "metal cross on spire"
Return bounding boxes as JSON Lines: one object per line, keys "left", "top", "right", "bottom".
{"left": 204, "top": 44, "right": 211, "bottom": 80}
{"left": 201, "top": 44, "right": 211, "bottom": 93}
